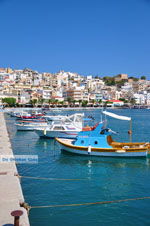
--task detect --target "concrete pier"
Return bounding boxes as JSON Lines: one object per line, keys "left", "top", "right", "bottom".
{"left": 0, "top": 112, "right": 30, "bottom": 225}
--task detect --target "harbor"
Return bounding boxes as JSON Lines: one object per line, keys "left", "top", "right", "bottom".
{"left": 1, "top": 0, "right": 150, "bottom": 224}
{"left": 3, "top": 108, "right": 150, "bottom": 225}
{"left": 0, "top": 112, "right": 29, "bottom": 225}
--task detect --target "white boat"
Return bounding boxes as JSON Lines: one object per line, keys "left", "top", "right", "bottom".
{"left": 8, "top": 110, "right": 31, "bottom": 117}
{"left": 8, "top": 110, "right": 45, "bottom": 119}
{"left": 15, "top": 120, "right": 49, "bottom": 131}
{"left": 42, "top": 115, "right": 70, "bottom": 121}
{"left": 35, "top": 113, "right": 84, "bottom": 138}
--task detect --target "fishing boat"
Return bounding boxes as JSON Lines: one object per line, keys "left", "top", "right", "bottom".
{"left": 56, "top": 112, "right": 150, "bottom": 157}
{"left": 8, "top": 109, "right": 45, "bottom": 119}
{"left": 35, "top": 113, "right": 85, "bottom": 138}
{"left": 15, "top": 119, "right": 49, "bottom": 131}
{"left": 16, "top": 111, "right": 45, "bottom": 119}
{"left": 8, "top": 110, "right": 31, "bottom": 118}
{"left": 15, "top": 114, "right": 73, "bottom": 131}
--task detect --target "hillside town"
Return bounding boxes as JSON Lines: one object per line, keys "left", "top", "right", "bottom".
{"left": 0, "top": 67, "right": 150, "bottom": 108}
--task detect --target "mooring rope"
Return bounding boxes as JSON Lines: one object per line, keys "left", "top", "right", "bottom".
{"left": 29, "top": 196, "right": 150, "bottom": 209}
{"left": 18, "top": 175, "right": 88, "bottom": 181}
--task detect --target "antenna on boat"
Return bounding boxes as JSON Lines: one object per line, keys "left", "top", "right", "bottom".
{"left": 128, "top": 119, "right": 132, "bottom": 142}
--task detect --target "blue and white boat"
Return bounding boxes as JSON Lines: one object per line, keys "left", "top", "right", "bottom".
{"left": 56, "top": 112, "right": 150, "bottom": 157}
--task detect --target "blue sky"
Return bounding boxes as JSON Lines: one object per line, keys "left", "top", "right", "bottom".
{"left": 0, "top": 0, "right": 150, "bottom": 78}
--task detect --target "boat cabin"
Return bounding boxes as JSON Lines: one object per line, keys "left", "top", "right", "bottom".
{"left": 73, "top": 122, "right": 113, "bottom": 148}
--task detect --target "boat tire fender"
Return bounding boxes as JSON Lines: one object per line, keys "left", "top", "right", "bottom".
{"left": 44, "top": 129, "right": 47, "bottom": 135}
{"left": 88, "top": 146, "right": 91, "bottom": 154}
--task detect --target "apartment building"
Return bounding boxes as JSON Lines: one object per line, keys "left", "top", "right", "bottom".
{"left": 64, "top": 88, "right": 83, "bottom": 100}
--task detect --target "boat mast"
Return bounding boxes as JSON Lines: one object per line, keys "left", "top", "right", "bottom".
{"left": 128, "top": 119, "right": 132, "bottom": 142}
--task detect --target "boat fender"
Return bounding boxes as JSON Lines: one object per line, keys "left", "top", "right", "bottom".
{"left": 143, "top": 142, "right": 149, "bottom": 147}
{"left": 123, "top": 146, "right": 129, "bottom": 149}
{"left": 88, "top": 146, "right": 91, "bottom": 154}
{"left": 44, "top": 129, "right": 47, "bottom": 135}
{"left": 116, "top": 150, "right": 126, "bottom": 153}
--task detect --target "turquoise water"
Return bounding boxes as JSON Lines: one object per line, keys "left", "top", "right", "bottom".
{"left": 5, "top": 109, "right": 150, "bottom": 226}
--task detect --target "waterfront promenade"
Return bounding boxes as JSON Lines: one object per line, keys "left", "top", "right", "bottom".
{"left": 0, "top": 112, "right": 29, "bottom": 225}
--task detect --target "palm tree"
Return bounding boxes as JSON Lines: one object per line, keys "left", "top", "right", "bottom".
{"left": 58, "top": 101, "right": 64, "bottom": 107}
{"left": 67, "top": 97, "right": 73, "bottom": 107}
{"left": 38, "top": 98, "right": 45, "bottom": 107}
{"left": 30, "top": 99, "right": 37, "bottom": 107}
{"left": 82, "top": 100, "right": 88, "bottom": 107}
{"left": 79, "top": 99, "right": 82, "bottom": 107}
{"left": 51, "top": 99, "right": 56, "bottom": 107}
{"left": 72, "top": 100, "right": 76, "bottom": 107}
{"left": 48, "top": 99, "right": 52, "bottom": 108}
{"left": 98, "top": 99, "right": 102, "bottom": 106}
{"left": 91, "top": 99, "right": 96, "bottom": 106}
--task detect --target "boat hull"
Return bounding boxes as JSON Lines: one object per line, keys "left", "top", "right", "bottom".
{"left": 16, "top": 124, "right": 48, "bottom": 131}
{"left": 56, "top": 138, "right": 148, "bottom": 157}
{"left": 35, "top": 130, "right": 79, "bottom": 138}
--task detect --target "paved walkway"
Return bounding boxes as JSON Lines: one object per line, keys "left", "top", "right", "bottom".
{"left": 0, "top": 112, "right": 30, "bottom": 225}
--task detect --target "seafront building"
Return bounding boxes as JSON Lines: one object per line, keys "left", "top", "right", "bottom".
{"left": 0, "top": 67, "right": 150, "bottom": 107}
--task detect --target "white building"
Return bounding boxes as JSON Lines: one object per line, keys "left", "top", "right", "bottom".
{"left": 121, "top": 82, "right": 133, "bottom": 91}
{"left": 42, "top": 90, "right": 52, "bottom": 99}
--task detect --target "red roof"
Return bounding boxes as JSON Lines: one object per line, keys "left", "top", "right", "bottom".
{"left": 107, "top": 100, "right": 123, "bottom": 102}
{"left": 52, "top": 96, "right": 62, "bottom": 98}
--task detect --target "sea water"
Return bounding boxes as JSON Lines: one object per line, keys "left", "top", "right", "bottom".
{"left": 5, "top": 109, "right": 150, "bottom": 226}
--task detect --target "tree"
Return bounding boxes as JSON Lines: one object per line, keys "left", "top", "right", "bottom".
{"left": 58, "top": 101, "right": 64, "bottom": 107}
{"left": 78, "top": 99, "right": 82, "bottom": 107}
{"left": 91, "top": 99, "right": 96, "bottom": 106}
{"left": 29, "top": 99, "right": 37, "bottom": 107}
{"left": 119, "top": 98, "right": 128, "bottom": 103}
{"left": 49, "top": 99, "right": 58, "bottom": 107}
{"left": 54, "top": 99, "right": 58, "bottom": 106}
{"left": 72, "top": 100, "right": 77, "bottom": 107}
{"left": 38, "top": 98, "right": 45, "bottom": 106}
{"left": 130, "top": 98, "right": 136, "bottom": 105}
{"left": 103, "top": 77, "right": 115, "bottom": 86}
{"left": 82, "top": 100, "right": 88, "bottom": 107}
{"left": 103, "top": 101, "right": 113, "bottom": 108}
{"left": 140, "top": 76, "right": 146, "bottom": 80}
{"left": 116, "top": 80, "right": 127, "bottom": 88}
{"left": 48, "top": 99, "right": 52, "bottom": 107}
{"left": 67, "top": 97, "right": 73, "bottom": 106}
{"left": 128, "top": 76, "right": 139, "bottom": 81}
{"left": 2, "top": 98, "right": 16, "bottom": 107}
{"left": 98, "top": 99, "right": 102, "bottom": 105}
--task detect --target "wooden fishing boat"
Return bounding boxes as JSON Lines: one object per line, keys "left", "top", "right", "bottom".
{"left": 107, "top": 135, "right": 149, "bottom": 149}
{"left": 56, "top": 116, "right": 150, "bottom": 157}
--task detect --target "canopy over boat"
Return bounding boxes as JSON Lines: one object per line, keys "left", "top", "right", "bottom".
{"left": 102, "top": 111, "right": 131, "bottom": 121}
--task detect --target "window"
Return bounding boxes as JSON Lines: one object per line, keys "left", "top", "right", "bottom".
{"left": 53, "top": 126, "right": 65, "bottom": 130}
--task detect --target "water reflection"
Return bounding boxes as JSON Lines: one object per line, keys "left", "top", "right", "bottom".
{"left": 87, "top": 160, "right": 92, "bottom": 178}
{"left": 56, "top": 151, "right": 150, "bottom": 169}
